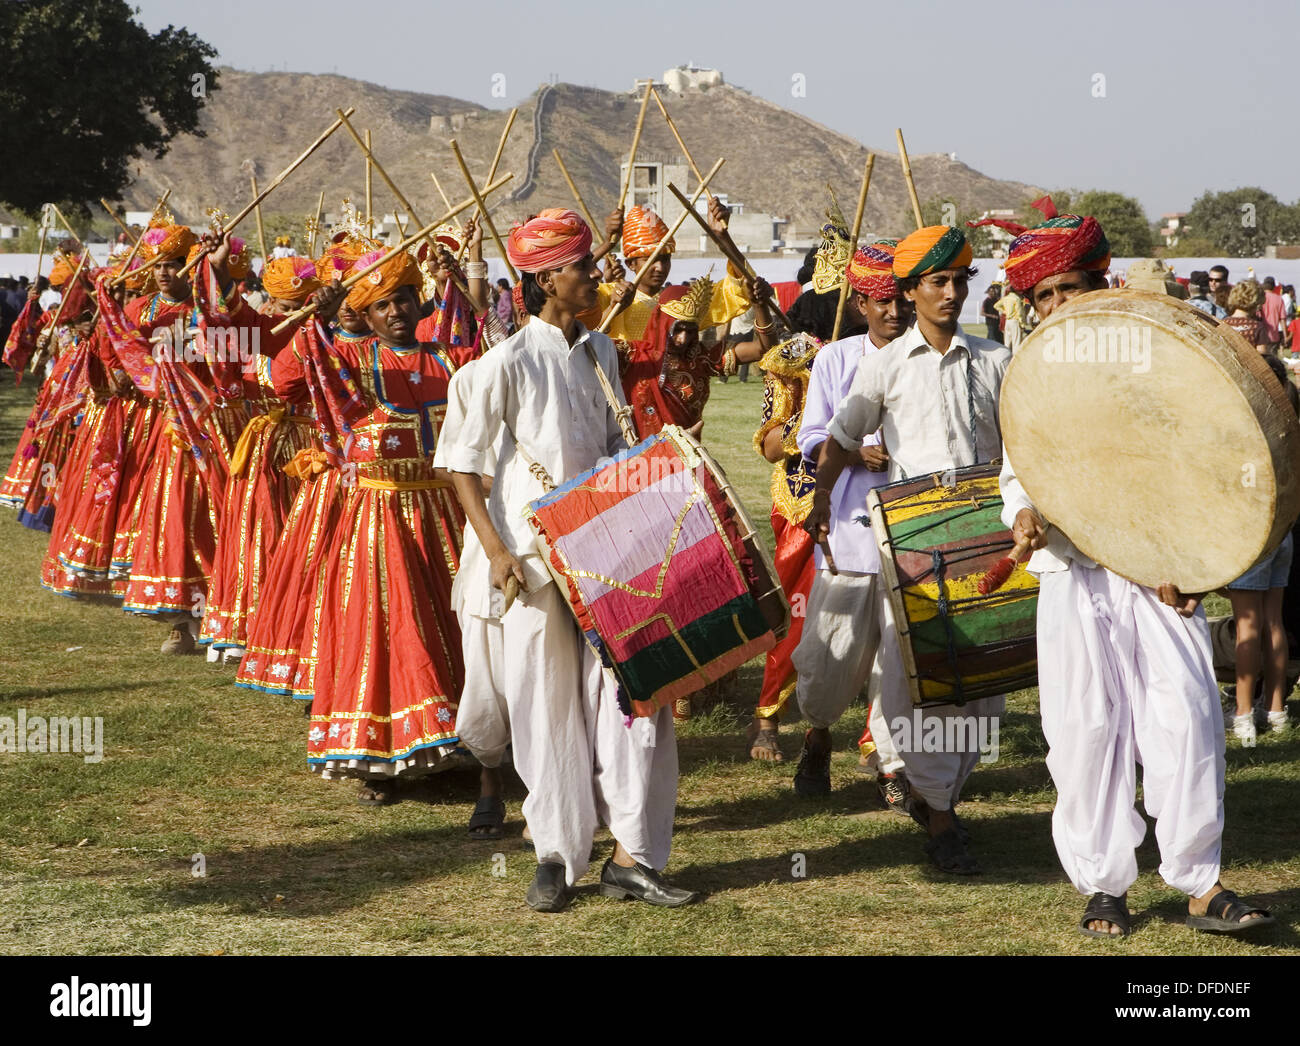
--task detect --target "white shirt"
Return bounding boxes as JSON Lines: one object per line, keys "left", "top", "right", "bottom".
{"left": 446, "top": 317, "right": 630, "bottom": 592}
{"left": 796, "top": 333, "right": 889, "bottom": 574}
{"left": 434, "top": 360, "right": 498, "bottom": 617}
{"left": 827, "top": 324, "right": 1010, "bottom": 482}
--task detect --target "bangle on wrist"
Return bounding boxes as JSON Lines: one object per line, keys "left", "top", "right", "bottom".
{"left": 464, "top": 261, "right": 488, "bottom": 280}
{"left": 753, "top": 319, "right": 773, "bottom": 333}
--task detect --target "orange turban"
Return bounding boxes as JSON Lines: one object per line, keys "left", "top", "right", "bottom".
{"left": 892, "top": 225, "right": 972, "bottom": 278}
{"left": 140, "top": 223, "right": 197, "bottom": 265}
{"left": 506, "top": 208, "right": 593, "bottom": 273}
{"left": 48, "top": 254, "right": 83, "bottom": 289}
{"left": 622, "top": 206, "right": 673, "bottom": 260}
{"left": 185, "top": 236, "right": 251, "bottom": 281}
{"left": 846, "top": 240, "right": 899, "bottom": 300}
{"left": 263, "top": 256, "right": 322, "bottom": 302}
{"left": 345, "top": 249, "right": 422, "bottom": 311}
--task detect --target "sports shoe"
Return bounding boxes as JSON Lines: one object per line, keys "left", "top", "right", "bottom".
{"left": 877, "top": 772, "right": 911, "bottom": 815}
{"left": 1232, "top": 713, "right": 1257, "bottom": 747}
{"left": 792, "top": 730, "right": 832, "bottom": 797}
{"left": 1267, "top": 709, "right": 1289, "bottom": 733}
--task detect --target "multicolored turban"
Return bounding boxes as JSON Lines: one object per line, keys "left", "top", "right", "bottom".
{"left": 621, "top": 205, "right": 673, "bottom": 260}
{"left": 1003, "top": 216, "right": 1110, "bottom": 293}
{"left": 846, "top": 239, "right": 899, "bottom": 300}
{"left": 140, "top": 223, "right": 197, "bottom": 266}
{"left": 892, "top": 226, "right": 972, "bottom": 278}
{"left": 505, "top": 208, "right": 593, "bottom": 273}
{"left": 263, "top": 256, "right": 322, "bottom": 303}
{"left": 345, "top": 248, "right": 422, "bottom": 311}
{"left": 316, "top": 231, "right": 380, "bottom": 285}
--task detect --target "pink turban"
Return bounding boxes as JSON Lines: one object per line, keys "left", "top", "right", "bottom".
{"left": 506, "top": 209, "right": 593, "bottom": 273}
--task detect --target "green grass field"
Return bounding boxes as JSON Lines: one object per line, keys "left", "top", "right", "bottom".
{"left": 0, "top": 374, "right": 1296, "bottom": 955}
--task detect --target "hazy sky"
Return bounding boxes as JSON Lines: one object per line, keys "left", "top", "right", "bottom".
{"left": 134, "top": 0, "right": 1297, "bottom": 217}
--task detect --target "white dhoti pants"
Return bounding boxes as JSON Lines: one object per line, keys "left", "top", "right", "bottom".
{"left": 872, "top": 586, "right": 1002, "bottom": 811}
{"left": 1038, "top": 562, "right": 1224, "bottom": 898}
{"left": 465, "top": 581, "right": 677, "bottom": 886}
{"left": 792, "top": 570, "right": 884, "bottom": 728}
{"left": 455, "top": 612, "right": 512, "bottom": 768}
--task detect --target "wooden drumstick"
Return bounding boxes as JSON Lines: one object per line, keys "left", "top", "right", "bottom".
{"left": 977, "top": 535, "right": 1032, "bottom": 595}
{"left": 818, "top": 538, "right": 839, "bottom": 577}
{"left": 502, "top": 574, "right": 520, "bottom": 615}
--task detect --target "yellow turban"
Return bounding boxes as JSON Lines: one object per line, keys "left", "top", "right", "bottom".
{"left": 892, "top": 225, "right": 972, "bottom": 278}
{"left": 263, "top": 256, "right": 322, "bottom": 303}
{"left": 346, "top": 249, "right": 422, "bottom": 311}
{"left": 140, "top": 223, "right": 197, "bottom": 266}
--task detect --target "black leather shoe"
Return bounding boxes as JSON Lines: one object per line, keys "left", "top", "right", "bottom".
{"left": 599, "top": 859, "right": 698, "bottom": 907}
{"left": 792, "top": 730, "right": 832, "bottom": 797}
{"left": 525, "top": 861, "right": 569, "bottom": 912}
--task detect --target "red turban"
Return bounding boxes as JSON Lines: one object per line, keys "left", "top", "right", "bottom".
{"left": 263, "top": 256, "right": 322, "bottom": 302}
{"left": 506, "top": 208, "right": 593, "bottom": 273}
{"left": 621, "top": 206, "right": 673, "bottom": 260}
{"left": 346, "top": 248, "right": 422, "bottom": 311}
{"left": 1003, "top": 215, "right": 1111, "bottom": 293}
{"left": 892, "top": 226, "right": 972, "bottom": 278}
{"left": 847, "top": 240, "right": 899, "bottom": 300}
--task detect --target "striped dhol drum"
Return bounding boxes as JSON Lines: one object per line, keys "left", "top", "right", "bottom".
{"left": 867, "top": 462, "right": 1038, "bottom": 707}
{"left": 525, "top": 425, "right": 788, "bottom": 719}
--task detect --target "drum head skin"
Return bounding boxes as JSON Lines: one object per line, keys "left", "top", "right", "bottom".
{"left": 1001, "top": 289, "right": 1300, "bottom": 591}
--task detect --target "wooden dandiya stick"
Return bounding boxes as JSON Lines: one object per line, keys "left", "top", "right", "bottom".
{"left": 896, "top": 128, "right": 924, "bottom": 231}
{"left": 49, "top": 203, "right": 82, "bottom": 244}
{"left": 249, "top": 174, "right": 271, "bottom": 262}
{"left": 831, "top": 152, "right": 875, "bottom": 342}
{"left": 40, "top": 251, "right": 90, "bottom": 347}
{"left": 365, "top": 128, "right": 374, "bottom": 235}
{"left": 175, "top": 108, "right": 356, "bottom": 280}
{"left": 270, "top": 172, "right": 513, "bottom": 334}
{"left": 650, "top": 86, "right": 714, "bottom": 203}
{"left": 665, "top": 181, "right": 794, "bottom": 333}
{"left": 449, "top": 138, "right": 518, "bottom": 283}
{"left": 596, "top": 159, "right": 724, "bottom": 335}
{"left": 455, "top": 107, "right": 518, "bottom": 263}
{"left": 551, "top": 149, "right": 603, "bottom": 241}
{"left": 424, "top": 172, "right": 475, "bottom": 299}
{"left": 336, "top": 110, "right": 428, "bottom": 228}
{"left": 33, "top": 208, "right": 50, "bottom": 282}
{"left": 617, "top": 79, "right": 655, "bottom": 211}
{"left": 109, "top": 188, "right": 173, "bottom": 286}
{"left": 307, "top": 190, "right": 325, "bottom": 254}
{"left": 99, "top": 198, "right": 132, "bottom": 240}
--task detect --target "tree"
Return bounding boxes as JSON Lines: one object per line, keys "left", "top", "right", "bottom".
{"left": 0, "top": 0, "right": 218, "bottom": 215}
{"left": 1182, "top": 188, "right": 1300, "bottom": 257}
{"left": 1070, "top": 191, "right": 1153, "bottom": 257}
{"left": 920, "top": 197, "right": 999, "bottom": 256}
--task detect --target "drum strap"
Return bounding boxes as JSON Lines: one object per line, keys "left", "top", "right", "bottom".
{"left": 501, "top": 420, "right": 557, "bottom": 493}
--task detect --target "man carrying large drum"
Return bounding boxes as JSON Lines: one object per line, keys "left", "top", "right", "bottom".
{"left": 996, "top": 206, "right": 1277, "bottom": 937}
{"left": 806, "top": 224, "right": 1010, "bottom": 875}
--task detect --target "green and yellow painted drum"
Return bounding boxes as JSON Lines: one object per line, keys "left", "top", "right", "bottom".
{"left": 867, "top": 462, "right": 1038, "bottom": 707}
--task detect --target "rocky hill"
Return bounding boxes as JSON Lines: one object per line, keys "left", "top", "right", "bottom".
{"left": 116, "top": 68, "right": 1041, "bottom": 243}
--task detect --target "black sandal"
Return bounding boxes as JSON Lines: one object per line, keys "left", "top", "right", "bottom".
{"left": 467, "top": 796, "right": 506, "bottom": 840}
{"left": 1186, "top": 889, "right": 1274, "bottom": 934}
{"left": 923, "top": 827, "right": 980, "bottom": 875}
{"left": 1079, "top": 892, "right": 1131, "bottom": 938}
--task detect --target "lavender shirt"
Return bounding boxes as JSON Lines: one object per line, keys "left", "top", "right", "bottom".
{"left": 796, "top": 333, "right": 889, "bottom": 574}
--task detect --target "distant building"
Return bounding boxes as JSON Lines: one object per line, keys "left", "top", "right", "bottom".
{"left": 1160, "top": 212, "right": 1187, "bottom": 247}
{"left": 661, "top": 65, "right": 723, "bottom": 94}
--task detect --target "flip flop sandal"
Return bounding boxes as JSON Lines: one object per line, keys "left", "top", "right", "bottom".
{"left": 924, "top": 827, "right": 980, "bottom": 875}
{"left": 467, "top": 796, "right": 506, "bottom": 840}
{"left": 746, "top": 723, "right": 784, "bottom": 762}
{"left": 1078, "top": 892, "right": 1131, "bottom": 938}
{"left": 1186, "top": 889, "right": 1275, "bottom": 934}
{"left": 356, "top": 779, "right": 398, "bottom": 806}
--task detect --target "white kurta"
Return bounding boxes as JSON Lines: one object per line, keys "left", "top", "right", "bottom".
{"left": 446, "top": 318, "right": 679, "bottom": 883}
{"left": 1000, "top": 451, "right": 1224, "bottom": 898}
